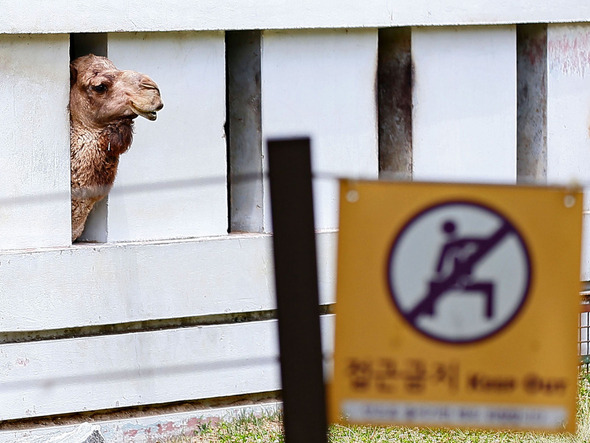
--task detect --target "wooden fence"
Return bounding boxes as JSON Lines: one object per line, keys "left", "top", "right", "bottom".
{"left": 1, "top": 1, "right": 590, "bottom": 440}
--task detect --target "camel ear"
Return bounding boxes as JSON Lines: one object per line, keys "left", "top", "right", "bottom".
{"left": 70, "top": 63, "right": 78, "bottom": 87}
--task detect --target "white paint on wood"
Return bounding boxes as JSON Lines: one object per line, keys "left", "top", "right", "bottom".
{"left": 261, "top": 29, "right": 379, "bottom": 231}
{"left": 545, "top": 24, "right": 590, "bottom": 279}
{"left": 103, "top": 32, "right": 227, "bottom": 242}
{"left": 3, "top": 1, "right": 590, "bottom": 34}
{"left": 0, "top": 316, "right": 334, "bottom": 420}
{"left": 582, "top": 214, "right": 590, "bottom": 281}
{"left": 546, "top": 25, "right": 590, "bottom": 201}
{"left": 0, "top": 34, "right": 71, "bottom": 250}
{"left": 0, "top": 232, "right": 336, "bottom": 332}
{"left": 412, "top": 26, "right": 517, "bottom": 183}
{"left": 0, "top": 402, "right": 281, "bottom": 443}
{"left": 389, "top": 1, "right": 590, "bottom": 28}
{"left": 20, "top": 424, "right": 103, "bottom": 443}
{"left": 0, "top": 322, "right": 280, "bottom": 420}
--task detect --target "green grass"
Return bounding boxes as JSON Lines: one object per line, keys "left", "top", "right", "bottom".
{"left": 164, "top": 410, "right": 285, "bottom": 442}
{"left": 162, "top": 369, "right": 590, "bottom": 443}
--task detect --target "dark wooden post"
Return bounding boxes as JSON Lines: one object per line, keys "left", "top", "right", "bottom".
{"left": 267, "top": 138, "right": 328, "bottom": 443}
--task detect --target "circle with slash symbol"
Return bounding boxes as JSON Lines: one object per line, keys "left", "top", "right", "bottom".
{"left": 387, "top": 201, "right": 532, "bottom": 343}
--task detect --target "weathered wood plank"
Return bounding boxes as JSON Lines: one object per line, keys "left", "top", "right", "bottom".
{"left": 0, "top": 402, "right": 281, "bottom": 443}
{"left": 103, "top": 32, "right": 228, "bottom": 242}
{"left": 226, "top": 31, "right": 264, "bottom": 233}
{"left": 0, "top": 233, "right": 336, "bottom": 332}
{"left": 378, "top": 27, "right": 413, "bottom": 179}
{"left": 2, "top": 1, "right": 590, "bottom": 34}
{"left": 0, "top": 34, "right": 71, "bottom": 250}
{"left": 517, "top": 24, "right": 547, "bottom": 184}
{"left": 546, "top": 24, "right": 590, "bottom": 206}
{"left": 261, "top": 29, "right": 379, "bottom": 231}
{"left": 412, "top": 26, "right": 517, "bottom": 183}
{"left": 0, "top": 317, "right": 334, "bottom": 420}
{"left": 545, "top": 24, "right": 590, "bottom": 280}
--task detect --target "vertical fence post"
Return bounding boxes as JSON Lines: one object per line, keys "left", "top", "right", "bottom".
{"left": 267, "top": 138, "right": 328, "bottom": 443}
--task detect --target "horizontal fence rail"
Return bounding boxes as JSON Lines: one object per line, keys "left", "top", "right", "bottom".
{"left": 2, "top": 1, "right": 590, "bottom": 33}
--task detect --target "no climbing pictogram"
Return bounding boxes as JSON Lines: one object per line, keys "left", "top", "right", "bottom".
{"left": 387, "top": 201, "right": 532, "bottom": 344}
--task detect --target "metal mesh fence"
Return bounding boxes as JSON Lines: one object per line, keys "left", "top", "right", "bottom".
{"left": 580, "top": 283, "right": 590, "bottom": 367}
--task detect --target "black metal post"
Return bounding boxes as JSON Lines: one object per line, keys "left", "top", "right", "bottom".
{"left": 267, "top": 138, "right": 328, "bottom": 443}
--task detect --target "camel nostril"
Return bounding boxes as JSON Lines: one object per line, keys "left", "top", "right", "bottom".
{"left": 156, "top": 102, "right": 164, "bottom": 111}
{"left": 140, "top": 79, "right": 160, "bottom": 91}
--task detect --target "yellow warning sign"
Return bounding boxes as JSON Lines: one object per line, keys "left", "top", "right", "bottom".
{"left": 330, "top": 181, "right": 583, "bottom": 433}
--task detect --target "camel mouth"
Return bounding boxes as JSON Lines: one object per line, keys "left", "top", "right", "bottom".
{"left": 130, "top": 103, "right": 158, "bottom": 121}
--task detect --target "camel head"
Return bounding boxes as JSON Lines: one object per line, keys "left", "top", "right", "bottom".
{"left": 70, "top": 54, "right": 163, "bottom": 132}
{"left": 69, "top": 54, "right": 164, "bottom": 242}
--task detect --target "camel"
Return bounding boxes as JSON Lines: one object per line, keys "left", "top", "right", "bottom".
{"left": 69, "top": 54, "right": 163, "bottom": 241}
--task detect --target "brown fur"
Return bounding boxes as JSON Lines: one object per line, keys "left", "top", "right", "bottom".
{"left": 70, "top": 54, "right": 163, "bottom": 241}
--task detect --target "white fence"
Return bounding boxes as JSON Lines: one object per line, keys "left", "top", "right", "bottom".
{"left": 1, "top": 1, "right": 590, "bottom": 440}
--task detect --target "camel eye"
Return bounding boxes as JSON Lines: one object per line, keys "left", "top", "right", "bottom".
{"left": 92, "top": 84, "right": 107, "bottom": 93}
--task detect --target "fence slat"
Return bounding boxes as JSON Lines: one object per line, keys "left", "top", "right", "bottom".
{"left": 104, "top": 32, "right": 228, "bottom": 242}
{"left": 0, "top": 317, "right": 334, "bottom": 421}
{"left": 0, "top": 233, "right": 337, "bottom": 332}
{"left": 545, "top": 24, "right": 590, "bottom": 279}
{"left": 0, "top": 34, "right": 71, "bottom": 250}
{"left": 261, "top": 29, "right": 379, "bottom": 231}
{"left": 412, "top": 26, "right": 517, "bottom": 183}
{"left": 4, "top": 1, "right": 590, "bottom": 34}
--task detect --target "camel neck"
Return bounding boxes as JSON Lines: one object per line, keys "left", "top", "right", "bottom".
{"left": 71, "top": 119, "right": 134, "bottom": 156}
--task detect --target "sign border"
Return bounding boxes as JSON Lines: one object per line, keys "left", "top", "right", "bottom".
{"left": 386, "top": 199, "right": 533, "bottom": 344}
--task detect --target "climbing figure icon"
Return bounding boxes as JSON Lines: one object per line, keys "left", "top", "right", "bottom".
{"left": 407, "top": 219, "right": 498, "bottom": 322}
{"left": 388, "top": 201, "right": 531, "bottom": 343}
